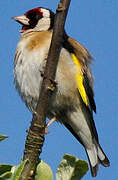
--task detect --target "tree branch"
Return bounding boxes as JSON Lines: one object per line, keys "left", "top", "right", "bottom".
{"left": 18, "top": 0, "right": 71, "bottom": 179}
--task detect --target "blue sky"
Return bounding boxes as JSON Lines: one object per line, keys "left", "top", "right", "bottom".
{"left": 0, "top": 0, "right": 117, "bottom": 179}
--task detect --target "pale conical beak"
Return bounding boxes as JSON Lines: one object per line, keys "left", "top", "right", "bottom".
{"left": 12, "top": 15, "right": 29, "bottom": 26}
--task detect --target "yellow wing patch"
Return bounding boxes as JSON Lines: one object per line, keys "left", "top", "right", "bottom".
{"left": 71, "top": 53, "right": 88, "bottom": 106}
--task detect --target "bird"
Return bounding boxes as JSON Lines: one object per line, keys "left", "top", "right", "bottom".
{"left": 13, "top": 7, "right": 110, "bottom": 177}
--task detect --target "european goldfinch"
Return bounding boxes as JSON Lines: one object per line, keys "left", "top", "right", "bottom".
{"left": 13, "top": 7, "right": 110, "bottom": 177}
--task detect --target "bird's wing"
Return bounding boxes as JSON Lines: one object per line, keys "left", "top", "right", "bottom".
{"left": 63, "top": 35, "right": 96, "bottom": 113}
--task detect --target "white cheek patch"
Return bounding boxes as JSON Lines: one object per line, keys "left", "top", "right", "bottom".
{"left": 36, "top": 18, "right": 51, "bottom": 31}
{"left": 40, "top": 8, "right": 50, "bottom": 18}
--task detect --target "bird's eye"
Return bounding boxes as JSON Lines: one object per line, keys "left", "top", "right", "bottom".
{"left": 26, "top": 11, "right": 43, "bottom": 28}
{"left": 27, "top": 11, "right": 42, "bottom": 21}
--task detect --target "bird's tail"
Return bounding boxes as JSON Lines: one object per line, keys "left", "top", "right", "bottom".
{"left": 86, "top": 143, "right": 110, "bottom": 177}
{"left": 64, "top": 122, "right": 110, "bottom": 177}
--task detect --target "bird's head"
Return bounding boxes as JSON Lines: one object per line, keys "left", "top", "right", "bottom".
{"left": 13, "top": 7, "right": 55, "bottom": 32}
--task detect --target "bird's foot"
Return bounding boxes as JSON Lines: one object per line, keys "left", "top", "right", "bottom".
{"left": 47, "top": 79, "right": 58, "bottom": 92}
{"left": 45, "top": 128, "right": 50, "bottom": 134}
{"left": 32, "top": 112, "right": 56, "bottom": 134}
{"left": 45, "top": 117, "right": 56, "bottom": 134}
{"left": 40, "top": 70, "right": 58, "bottom": 91}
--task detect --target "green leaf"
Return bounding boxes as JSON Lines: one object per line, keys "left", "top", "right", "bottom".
{"left": 0, "top": 164, "right": 12, "bottom": 176}
{"left": 0, "top": 164, "right": 13, "bottom": 180}
{"left": 10, "top": 159, "right": 29, "bottom": 180}
{"left": 56, "top": 154, "right": 88, "bottom": 180}
{"left": 0, "top": 171, "right": 12, "bottom": 179}
{"left": 0, "top": 135, "right": 8, "bottom": 142}
{"left": 35, "top": 160, "right": 53, "bottom": 180}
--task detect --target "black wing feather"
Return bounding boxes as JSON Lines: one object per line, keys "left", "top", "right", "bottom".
{"left": 83, "top": 73, "right": 96, "bottom": 113}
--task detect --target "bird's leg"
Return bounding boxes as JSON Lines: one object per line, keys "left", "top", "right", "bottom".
{"left": 46, "top": 117, "right": 56, "bottom": 127}
{"left": 45, "top": 117, "right": 56, "bottom": 134}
